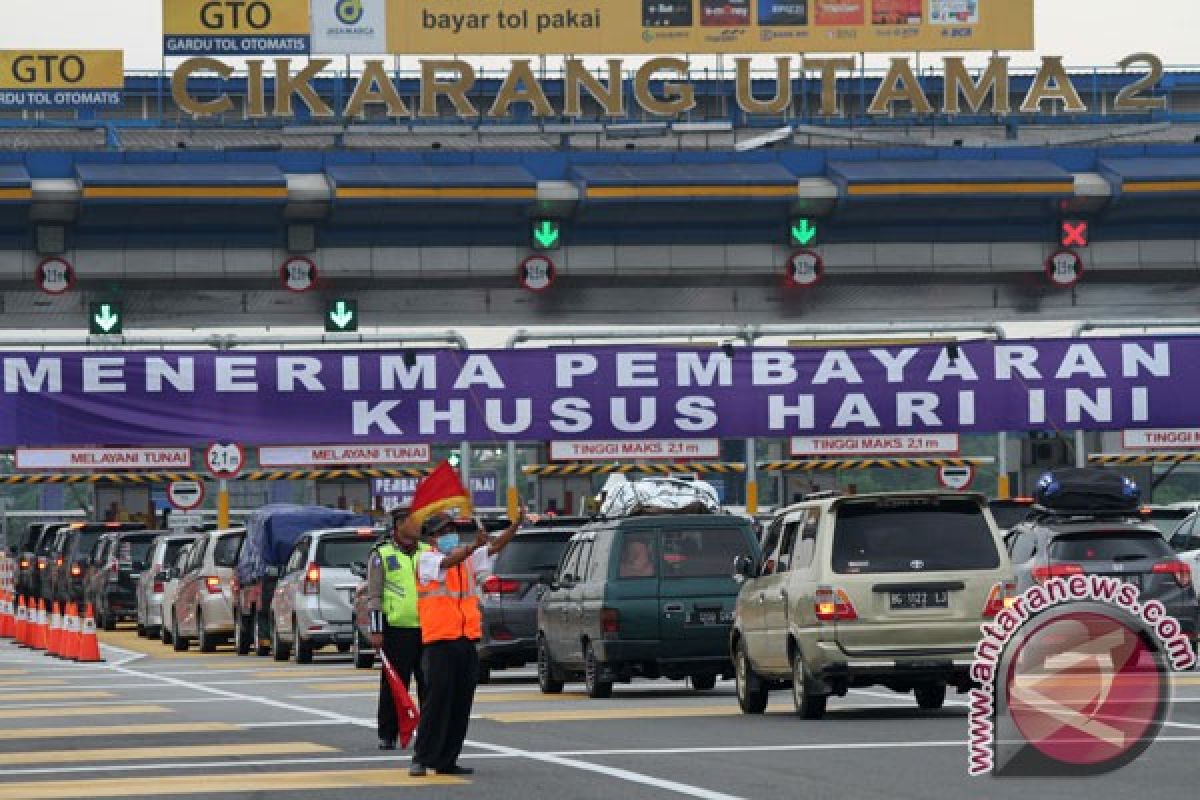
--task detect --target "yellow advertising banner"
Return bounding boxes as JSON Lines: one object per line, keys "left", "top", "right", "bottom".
{"left": 385, "top": 0, "right": 1032, "bottom": 55}
{"left": 163, "top": 0, "right": 311, "bottom": 55}
{"left": 0, "top": 50, "right": 123, "bottom": 90}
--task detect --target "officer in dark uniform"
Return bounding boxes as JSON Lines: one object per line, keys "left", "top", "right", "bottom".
{"left": 366, "top": 508, "right": 429, "bottom": 750}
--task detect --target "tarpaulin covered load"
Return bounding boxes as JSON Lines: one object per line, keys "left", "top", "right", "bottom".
{"left": 235, "top": 505, "right": 371, "bottom": 584}
{"left": 600, "top": 478, "right": 720, "bottom": 518}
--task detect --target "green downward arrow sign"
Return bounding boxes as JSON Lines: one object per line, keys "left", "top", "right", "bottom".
{"left": 533, "top": 220, "right": 560, "bottom": 249}
{"left": 329, "top": 300, "right": 355, "bottom": 330}
{"left": 791, "top": 219, "right": 817, "bottom": 246}
{"left": 93, "top": 304, "right": 119, "bottom": 333}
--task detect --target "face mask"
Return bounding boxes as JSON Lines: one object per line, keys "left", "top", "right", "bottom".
{"left": 436, "top": 533, "right": 460, "bottom": 552}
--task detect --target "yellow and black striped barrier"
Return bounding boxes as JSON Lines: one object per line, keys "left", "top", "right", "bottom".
{"left": 759, "top": 457, "right": 993, "bottom": 472}
{"left": 0, "top": 467, "right": 438, "bottom": 485}
{"left": 523, "top": 462, "right": 746, "bottom": 477}
{"left": 1088, "top": 453, "right": 1200, "bottom": 466}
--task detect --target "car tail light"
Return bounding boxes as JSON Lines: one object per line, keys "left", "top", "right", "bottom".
{"left": 1153, "top": 560, "right": 1193, "bottom": 588}
{"left": 482, "top": 576, "right": 520, "bottom": 595}
{"left": 153, "top": 580, "right": 164, "bottom": 593}
{"left": 108, "top": 559, "right": 119, "bottom": 582}
{"left": 304, "top": 563, "right": 320, "bottom": 595}
{"left": 355, "top": 528, "right": 376, "bottom": 538}
{"left": 1031, "top": 564, "right": 1084, "bottom": 583}
{"left": 983, "top": 581, "right": 1017, "bottom": 617}
{"left": 814, "top": 587, "right": 858, "bottom": 622}
{"left": 55, "top": 557, "right": 63, "bottom": 568}
{"left": 490, "top": 624, "right": 514, "bottom": 641}
{"left": 205, "top": 576, "right": 222, "bottom": 594}
{"left": 600, "top": 608, "right": 620, "bottom": 635}
{"left": 19, "top": 559, "right": 28, "bottom": 569}
{"left": 37, "top": 558, "right": 46, "bottom": 570}
{"left": 105, "top": 522, "right": 121, "bottom": 528}
{"left": 70, "top": 563, "right": 82, "bottom": 578}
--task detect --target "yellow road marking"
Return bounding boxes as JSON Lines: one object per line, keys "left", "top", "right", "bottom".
{"left": 0, "top": 704, "right": 170, "bottom": 720}
{"left": 0, "top": 691, "right": 114, "bottom": 702}
{"left": 304, "top": 681, "right": 379, "bottom": 691}
{"left": 483, "top": 705, "right": 737, "bottom": 723}
{"left": 0, "top": 770, "right": 466, "bottom": 798}
{"left": 0, "top": 669, "right": 28, "bottom": 676}
{"left": 473, "top": 691, "right": 585, "bottom": 704}
{"left": 0, "top": 742, "right": 337, "bottom": 766}
{"left": 0, "top": 679, "right": 66, "bottom": 687}
{"left": 0, "top": 722, "right": 238, "bottom": 740}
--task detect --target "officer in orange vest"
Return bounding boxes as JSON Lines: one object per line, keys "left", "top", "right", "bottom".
{"left": 408, "top": 512, "right": 521, "bottom": 777}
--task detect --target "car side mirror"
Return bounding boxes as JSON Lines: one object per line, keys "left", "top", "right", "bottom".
{"left": 733, "top": 555, "right": 756, "bottom": 583}
{"left": 350, "top": 561, "right": 367, "bottom": 579}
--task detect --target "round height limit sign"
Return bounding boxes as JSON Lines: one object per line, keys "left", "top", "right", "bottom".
{"left": 205, "top": 443, "right": 245, "bottom": 479}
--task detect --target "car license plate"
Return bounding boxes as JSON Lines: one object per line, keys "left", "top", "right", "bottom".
{"left": 889, "top": 591, "right": 949, "bottom": 610}
{"left": 688, "top": 610, "right": 735, "bottom": 625}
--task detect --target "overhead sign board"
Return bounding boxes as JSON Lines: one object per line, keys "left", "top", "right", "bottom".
{"left": 15, "top": 447, "right": 192, "bottom": 471}
{"left": 791, "top": 434, "right": 960, "bottom": 457}
{"left": 384, "top": 0, "right": 1032, "bottom": 54}
{"left": 259, "top": 443, "right": 430, "bottom": 467}
{"left": 373, "top": 472, "right": 497, "bottom": 510}
{"left": 551, "top": 439, "right": 721, "bottom": 461}
{"left": 1122, "top": 429, "right": 1200, "bottom": 450}
{"left": 0, "top": 50, "right": 123, "bottom": 108}
{"left": 310, "top": 0, "right": 388, "bottom": 53}
{"left": 163, "top": 0, "right": 311, "bottom": 55}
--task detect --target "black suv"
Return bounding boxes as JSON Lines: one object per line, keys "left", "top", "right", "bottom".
{"left": 86, "top": 529, "right": 163, "bottom": 630}
{"left": 49, "top": 522, "right": 147, "bottom": 606}
{"left": 1006, "top": 509, "right": 1199, "bottom": 645}
{"left": 478, "top": 517, "right": 587, "bottom": 683}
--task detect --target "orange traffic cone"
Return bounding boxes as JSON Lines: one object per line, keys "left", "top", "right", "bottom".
{"left": 75, "top": 605, "right": 103, "bottom": 663}
{"left": 62, "top": 602, "right": 81, "bottom": 661}
{"left": 31, "top": 599, "right": 47, "bottom": 651}
{"left": 0, "top": 591, "right": 11, "bottom": 638}
{"left": 14, "top": 596, "right": 28, "bottom": 646}
{"left": 46, "top": 602, "right": 62, "bottom": 657}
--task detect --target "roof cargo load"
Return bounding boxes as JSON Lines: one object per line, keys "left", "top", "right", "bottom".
{"left": 600, "top": 477, "right": 720, "bottom": 519}
{"left": 236, "top": 505, "right": 371, "bottom": 584}
{"left": 1033, "top": 468, "right": 1141, "bottom": 515}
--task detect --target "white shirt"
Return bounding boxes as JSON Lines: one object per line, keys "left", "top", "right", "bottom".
{"left": 417, "top": 545, "right": 497, "bottom": 585}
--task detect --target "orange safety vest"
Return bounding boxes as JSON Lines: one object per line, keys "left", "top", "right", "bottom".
{"left": 416, "top": 558, "right": 482, "bottom": 645}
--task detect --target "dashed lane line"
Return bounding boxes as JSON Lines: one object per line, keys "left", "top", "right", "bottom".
{"left": 0, "top": 722, "right": 239, "bottom": 740}
{"left": 0, "top": 691, "right": 114, "bottom": 702}
{"left": 482, "top": 705, "right": 739, "bottom": 724}
{"left": 0, "top": 704, "right": 171, "bottom": 720}
{"left": 0, "top": 742, "right": 338, "bottom": 766}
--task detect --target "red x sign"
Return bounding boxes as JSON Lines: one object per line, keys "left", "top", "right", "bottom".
{"left": 1061, "top": 220, "right": 1089, "bottom": 248}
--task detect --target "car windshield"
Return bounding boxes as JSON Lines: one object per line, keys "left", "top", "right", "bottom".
{"left": 212, "top": 534, "right": 244, "bottom": 568}
{"left": 316, "top": 537, "right": 376, "bottom": 568}
{"left": 659, "top": 528, "right": 753, "bottom": 578}
{"left": 833, "top": 496, "right": 1001, "bottom": 574}
{"left": 493, "top": 533, "right": 574, "bottom": 574}
{"left": 1049, "top": 532, "right": 1172, "bottom": 561}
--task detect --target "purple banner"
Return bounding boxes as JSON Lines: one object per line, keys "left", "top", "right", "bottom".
{"left": 0, "top": 337, "right": 1184, "bottom": 446}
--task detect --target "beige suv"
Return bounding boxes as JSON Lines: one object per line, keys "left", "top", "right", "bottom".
{"left": 730, "top": 492, "right": 1013, "bottom": 719}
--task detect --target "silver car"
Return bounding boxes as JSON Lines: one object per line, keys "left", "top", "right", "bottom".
{"left": 137, "top": 533, "right": 200, "bottom": 640}
{"left": 159, "top": 542, "right": 194, "bottom": 646}
{"left": 270, "top": 526, "right": 381, "bottom": 664}
{"left": 169, "top": 528, "right": 246, "bottom": 653}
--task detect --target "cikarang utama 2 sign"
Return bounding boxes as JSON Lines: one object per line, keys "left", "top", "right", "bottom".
{"left": 171, "top": 53, "right": 1168, "bottom": 119}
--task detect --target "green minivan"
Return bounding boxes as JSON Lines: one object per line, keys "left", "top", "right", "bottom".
{"left": 536, "top": 513, "right": 760, "bottom": 698}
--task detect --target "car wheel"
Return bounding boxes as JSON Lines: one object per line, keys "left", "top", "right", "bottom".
{"left": 198, "top": 611, "right": 217, "bottom": 653}
{"left": 478, "top": 663, "right": 491, "bottom": 685}
{"left": 146, "top": 625, "right": 160, "bottom": 641}
{"left": 352, "top": 632, "right": 374, "bottom": 669}
{"left": 172, "top": 613, "right": 189, "bottom": 652}
{"left": 293, "top": 619, "right": 313, "bottom": 665}
{"left": 160, "top": 615, "right": 173, "bottom": 645}
{"left": 537, "top": 636, "right": 564, "bottom": 694}
{"left": 735, "top": 640, "right": 769, "bottom": 714}
{"left": 584, "top": 642, "right": 613, "bottom": 699}
{"left": 136, "top": 623, "right": 146, "bottom": 638}
{"left": 691, "top": 674, "right": 717, "bottom": 691}
{"left": 790, "top": 650, "right": 826, "bottom": 720}
{"left": 234, "top": 614, "right": 251, "bottom": 656}
{"left": 102, "top": 605, "right": 116, "bottom": 632}
{"left": 915, "top": 685, "right": 946, "bottom": 711}
{"left": 253, "top": 612, "right": 271, "bottom": 658}
{"left": 271, "top": 619, "right": 290, "bottom": 662}
{"left": 336, "top": 642, "right": 351, "bottom": 654}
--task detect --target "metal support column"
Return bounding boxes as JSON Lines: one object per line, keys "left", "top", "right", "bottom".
{"left": 997, "top": 432, "right": 1010, "bottom": 499}
{"left": 745, "top": 438, "right": 758, "bottom": 515}
{"left": 1075, "top": 430, "right": 1087, "bottom": 468}
{"left": 460, "top": 440, "right": 472, "bottom": 514}
{"left": 506, "top": 441, "right": 520, "bottom": 521}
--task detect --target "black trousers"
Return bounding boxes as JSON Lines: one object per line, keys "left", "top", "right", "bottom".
{"left": 413, "top": 637, "right": 479, "bottom": 771}
{"left": 378, "top": 625, "right": 424, "bottom": 742}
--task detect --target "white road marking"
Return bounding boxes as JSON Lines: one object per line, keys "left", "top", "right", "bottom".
{"left": 288, "top": 693, "right": 376, "bottom": 700}
{"left": 547, "top": 736, "right": 1200, "bottom": 756}
{"left": 0, "top": 698, "right": 243, "bottom": 710}
{"left": 239, "top": 720, "right": 351, "bottom": 729}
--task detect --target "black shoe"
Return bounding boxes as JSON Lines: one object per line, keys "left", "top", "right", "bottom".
{"left": 436, "top": 765, "right": 474, "bottom": 776}
{"left": 378, "top": 739, "right": 396, "bottom": 751}
{"left": 408, "top": 763, "right": 427, "bottom": 777}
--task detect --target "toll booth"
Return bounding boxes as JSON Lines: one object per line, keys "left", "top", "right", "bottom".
{"left": 759, "top": 457, "right": 997, "bottom": 501}
{"left": 522, "top": 462, "right": 748, "bottom": 516}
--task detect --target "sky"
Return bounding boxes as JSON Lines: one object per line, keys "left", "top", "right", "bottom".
{"left": 0, "top": 1, "right": 1195, "bottom": 69}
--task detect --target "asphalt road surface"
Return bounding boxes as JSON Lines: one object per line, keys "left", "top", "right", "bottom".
{"left": 0, "top": 629, "right": 1196, "bottom": 799}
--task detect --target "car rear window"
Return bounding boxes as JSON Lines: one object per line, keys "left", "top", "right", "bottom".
{"left": 212, "top": 534, "right": 244, "bottom": 568}
{"left": 118, "top": 537, "right": 158, "bottom": 569}
{"left": 493, "top": 533, "right": 574, "bottom": 575}
{"left": 1141, "top": 512, "right": 1191, "bottom": 538}
{"left": 661, "top": 528, "right": 753, "bottom": 579}
{"left": 316, "top": 537, "right": 376, "bottom": 568}
{"left": 989, "top": 502, "right": 1034, "bottom": 530}
{"left": 74, "top": 531, "right": 103, "bottom": 557}
{"left": 161, "top": 539, "right": 194, "bottom": 568}
{"left": 1049, "top": 532, "right": 1172, "bottom": 561}
{"left": 833, "top": 497, "right": 1001, "bottom": 574}
{"left": 35, "top": 530, "right": 59, "bottom": 555}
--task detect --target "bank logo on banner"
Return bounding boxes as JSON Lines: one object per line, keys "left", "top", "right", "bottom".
{"left": 163, "top": 0, "right": 311, "bottom": 56}
{"left": 0, "top": 51, "right": 124, "bottom": 109}
{"left": 311, "top": 0, "right": 387, "bottom": 54}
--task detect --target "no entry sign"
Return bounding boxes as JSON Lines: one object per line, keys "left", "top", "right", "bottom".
{"left": 167, "top": 480, "right": 205, "bottom": 511}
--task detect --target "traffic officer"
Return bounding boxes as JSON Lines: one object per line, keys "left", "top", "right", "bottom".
{"left": 366, "top": 508, "right": 429, "bottom": 750}
{"left": 408, "top": 512, "right": 522, "bottom": 777}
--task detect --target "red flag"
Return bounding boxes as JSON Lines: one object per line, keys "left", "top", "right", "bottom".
{"left": 380, "top": 652, "right": 420, "bottom": 748}
{"left": 408, "top": 460, "right": 470, "bottom": 526}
